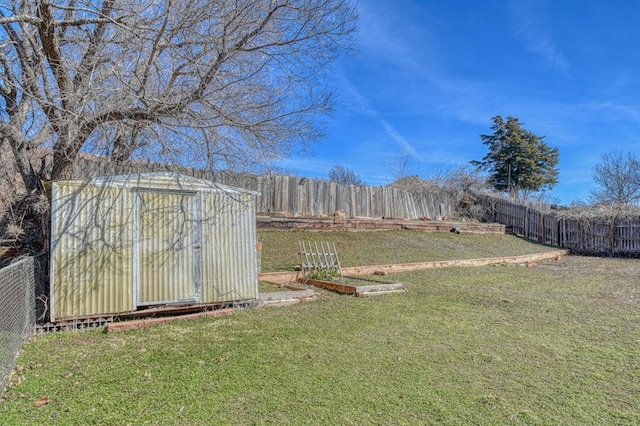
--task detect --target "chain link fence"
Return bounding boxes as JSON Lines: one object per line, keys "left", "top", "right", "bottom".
{"left": 0, "top": 254, "right": 47, "bottom": 396}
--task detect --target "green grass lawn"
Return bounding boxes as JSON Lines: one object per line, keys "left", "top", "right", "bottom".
{"left": 1, "top": 235, "right": 639, "bottom": 424}
{"left": 258, "top": 230, "right": 560, "bottom": 272}
{"left": 257, "top": 280, "right": 291, "bottom": 293}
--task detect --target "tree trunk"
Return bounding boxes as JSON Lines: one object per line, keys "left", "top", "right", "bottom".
{"left": 4, "top": 137, "right": 51, "bottom": 255}
{"left": 6, "top": 137, "right": 45, "bottom": 195}
{"left": 51, "top": 146, "right": 77, "bottom": 180}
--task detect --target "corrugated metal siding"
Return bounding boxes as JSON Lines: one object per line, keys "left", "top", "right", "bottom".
{"left": 137, "top": 190, "right": 197, "bottom": 305}
{"left": 200, "top": 192, "right": 258, "bottom": 302}
{"left": 51, "top": 183, "right": 134, "bottom": 320}
{"left": 51, "top": 173, "right": 258, "bottom": 321}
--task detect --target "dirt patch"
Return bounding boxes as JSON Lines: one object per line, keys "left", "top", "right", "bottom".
{"left": 611, "top": 288, "right": 640, "bottom": 309}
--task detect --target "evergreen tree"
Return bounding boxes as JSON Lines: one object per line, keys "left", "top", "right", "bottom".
{"left": 472, "top": 116, "right": 559, "bottom": 198}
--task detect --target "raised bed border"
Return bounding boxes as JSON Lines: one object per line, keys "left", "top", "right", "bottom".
{"left": 260, "top": 249, "right": 570, "bottom": 285}
{"left": 344, "top": 249, "right": 570, "bottom": 275}
{"left": 297, "top": 276, "right": 406, "bottom": 297}
{"left": 257, "top": 216, "right": 508, "bottom": 234}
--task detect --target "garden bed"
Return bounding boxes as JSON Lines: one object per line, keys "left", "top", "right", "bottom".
{"left": 298, "top": 275, "right": 406, "bottom": 297}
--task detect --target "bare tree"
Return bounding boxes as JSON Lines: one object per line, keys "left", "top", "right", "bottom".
{"left": 422, "top": 165, "right": 456, "bottom": 187}
{"left": 590, "top": 151, "right": 640, "bottom": 205}
{"left": 0, "top": 0, "right": 357, "bottom": 249}
{"left": 388, "top": 152, "right": 415, "bottom": 181}
{"left": 443, "top": 165, "right": 488, "bottom": 194}
{"left": 328, "top": 164, "right": 363, "bottom": 186}
{"left": 442, "top": 166, "right": 488, "bottom": 219}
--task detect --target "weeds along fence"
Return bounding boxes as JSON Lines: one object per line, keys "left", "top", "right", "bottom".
{"left": 480, "top": 194, "right": 640, "bottom": 256}
{"left": 68, "top": 156, "right": 459, "bottom": 220}
{"left": 0, "top": 254, "right": 46, "bottom": 396}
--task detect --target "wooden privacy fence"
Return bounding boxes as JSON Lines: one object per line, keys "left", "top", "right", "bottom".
{"left": 480, "top": 194, "right": 640, "bottom": 256}
{"left": 559, "top": 219, "right": 640, "bottom": 255}
{"left": 37, "top": 152, "right": 640, "bottom": 255}
{"left": 257, "top": 174, "right": 456, "bottom": 219}
{"left": 69, "top": 156, "right": 459, "bottom": 220}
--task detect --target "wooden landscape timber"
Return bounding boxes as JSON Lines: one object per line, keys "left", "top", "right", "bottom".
{"left": 259, "top": 249, "right": 570, "bottom": 286}
{"left": 342, "top": 249, "right": 569, "bottom": 275}
{"left": 297, "top": 276, "right": 406, "bottom": 297}
{"left": 259, "top": 271, "right": 303, "bottom": 286}
{"left": 298, "top": 277, "right": 357, "bottom": 295}
{"left": 257, "top": 216, "right": 508, "bottom": 233}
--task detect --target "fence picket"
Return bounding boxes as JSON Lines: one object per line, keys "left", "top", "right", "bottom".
{"left": 479, "top": 194, "right": 640, "bottom": 256}
{"left": 69, "top": 156, "right": 461, "bottom": 220}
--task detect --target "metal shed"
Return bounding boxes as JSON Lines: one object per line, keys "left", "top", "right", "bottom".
{"left": 49, "top": 172, "right": 259, "bottom": 321}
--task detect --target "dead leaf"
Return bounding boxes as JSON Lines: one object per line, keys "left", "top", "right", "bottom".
{"left": 33, "top": 397, "right": 52, "bottom": 407}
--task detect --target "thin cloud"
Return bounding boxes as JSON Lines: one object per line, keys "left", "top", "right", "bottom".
{"left": 356, "top": 0, "right": 430, "bottom": 71}
{"left": 380, "top": 120, "right": 422, "bottom": 160}
{"left": 496, "top": 99, "right": 640, "bottom": 146}
{"left": 336, "top": 73, "right": 378, "bottom": 117}
{"left": 336, "top": 73, "right": 423, "bottom": 160}
{"left": 508, "top": 0, "right": 569, "bottom": 75}
{"left": 589, "top": 102, "right": 640, "bottom": 121}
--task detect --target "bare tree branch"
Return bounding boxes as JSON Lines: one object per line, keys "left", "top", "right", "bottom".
{"left": 328, "top": 164, "right": 363, "bottom": 186}
{"left": 2, "top": 0, "right": 356, "bottom": 185}
{"left": 71, "top": 0, "right": 115, "bottom": 90}
{"left": 590, "top": 151, "right": 640, "bottom": 206}
{"left": 35, "top": 1, "right": 73, "bottom": 110}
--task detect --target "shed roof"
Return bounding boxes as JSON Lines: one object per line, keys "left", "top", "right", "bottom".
{"left": 56, "top": 172, "right": 259, "bottom": 195}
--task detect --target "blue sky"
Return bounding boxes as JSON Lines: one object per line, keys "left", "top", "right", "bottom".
{"left": 279, "top": 0, "right": 640, "bottom": 205}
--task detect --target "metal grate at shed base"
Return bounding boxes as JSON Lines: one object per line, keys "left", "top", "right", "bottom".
{"left": 34, "top": 317, "right": 115, "bottom": 334}
{"left": 36, "top": 300, "right": 258, "bottom": 334}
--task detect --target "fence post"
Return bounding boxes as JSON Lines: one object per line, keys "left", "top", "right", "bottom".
{"left": 74, "top": 155, "right": 462, "bottom": 220}
{"left": 559, "top": 218, "right": 563, "bottom": 247}
{"left": 350, "top": 185, "right": 357, "bottom": 218}
{"left": 610, "top": 220, "right": 615, "bottom": 255}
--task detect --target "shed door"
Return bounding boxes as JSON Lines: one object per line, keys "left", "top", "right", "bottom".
{"left": 136, "top": 190, "right": 200, "bottom": 306}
